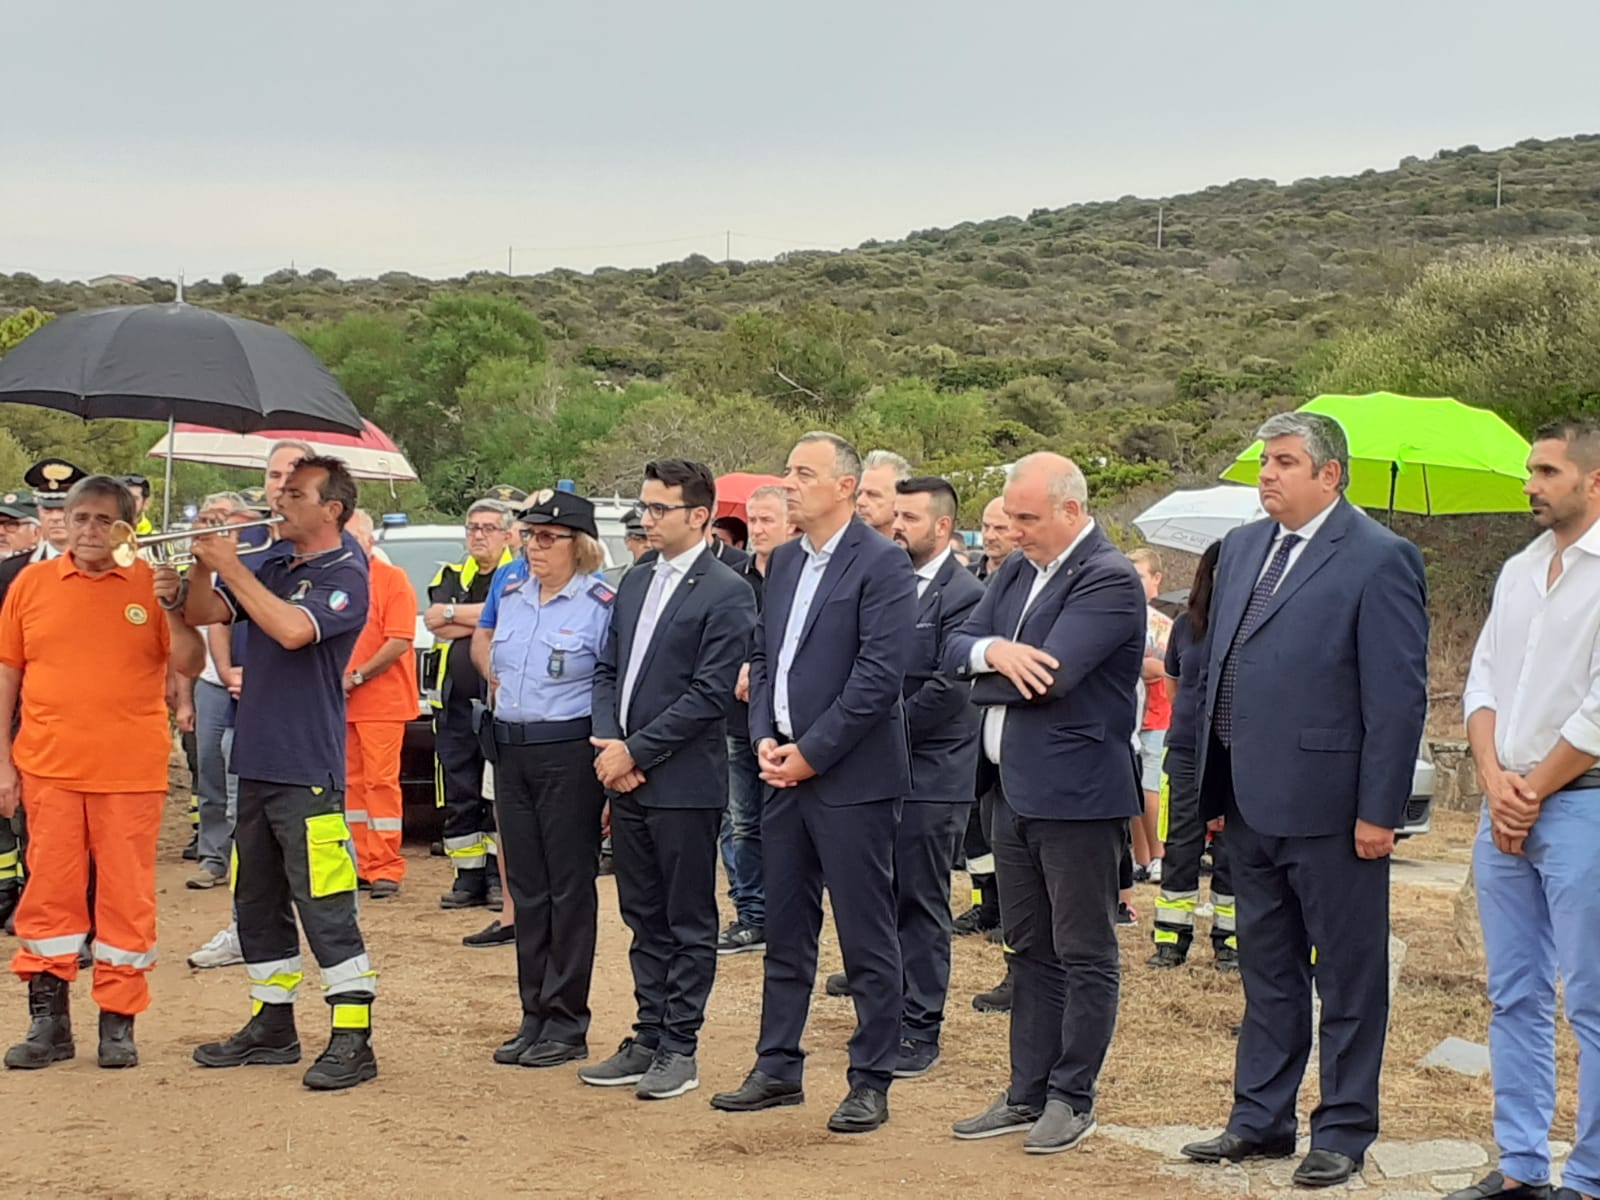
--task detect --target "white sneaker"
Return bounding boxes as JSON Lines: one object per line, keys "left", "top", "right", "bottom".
{"left": 187, "top": 925, "right": 243, "bottom": 969}
{"left": 1147, "top": 858, "right": 1163, "bottom": 884}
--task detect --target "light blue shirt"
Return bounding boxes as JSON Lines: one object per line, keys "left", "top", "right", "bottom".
{"left": 773, "top": 520, "right": 849, "bottom": 739}
{"left": 484, "top": 567, "right": 614, "bottom": 723}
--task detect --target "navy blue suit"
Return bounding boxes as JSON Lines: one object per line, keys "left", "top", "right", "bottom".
{"left": 896, "top": 552, "right": 984, "bottom": 1048}
{"left": 748, "top": 515, "right": 916, "bottom": 1092}
{"left": 945, "top": 522, "right": 1145, "bottom": 1113}
{"left": 1196, "top": 498, "right": 1428, "bottom": 1160}
{"left": 593, "top": 546, "right": 756, "bottom": 1055}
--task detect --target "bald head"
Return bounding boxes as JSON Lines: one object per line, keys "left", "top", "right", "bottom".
{"left": 1003, "top": 452, "right": 1090, "bottom": 564}
{"left": 980, "top": 496, "right": 1017, "bottom": 567}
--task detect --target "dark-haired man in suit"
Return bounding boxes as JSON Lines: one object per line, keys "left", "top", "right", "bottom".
{"left": 945, "top": 451, "right": 1146, "bottom": 1156}
{"left": 1180, "top": 412, "right": 1428, "bottom": 1189}
{"left": 710, "top": 431, "right": 916, "bottom": 1135}
{"left": 822, "top": 476, "right": 985, "bottom": 1078}
{"left": 586, "top": 460, "right": 755, "bottom": 1102}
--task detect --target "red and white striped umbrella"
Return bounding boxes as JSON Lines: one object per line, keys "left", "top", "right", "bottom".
{"left": 147, "top": 418, "right": 417, "bottom": 481}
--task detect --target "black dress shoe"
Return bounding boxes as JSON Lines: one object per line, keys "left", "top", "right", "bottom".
{"left": 826, "top": 1086, "right": 888, "bottom": 1133}
{"left": 1180, "top": 1130, "right": 1297, "bottom": 1163}
{"left": 1441, "top": 1171, "right": 1552, "bottom": 1200}
{"left": 824, "top": 972, "right": 851, "bottom": 997}
{"left": 492, "top": 1029, "right": 539, "bottom": 1066}
{"left": 1293, "top": 1149, "right": 1361, "bottom": 1189}
{"left": 517, "top": 1039, "right": 587, "bottom": 1068}
{"left": 709, "top": 1068, "right": 804, "bottom": 1112}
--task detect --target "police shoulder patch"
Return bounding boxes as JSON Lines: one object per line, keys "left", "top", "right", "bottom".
{"left": 588, "top": 582, "right": 616, "bottom": 607}
{"left": 329, "top": 590, "right": 350, "bottom": 612}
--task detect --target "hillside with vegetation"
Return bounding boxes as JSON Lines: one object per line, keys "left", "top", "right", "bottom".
{"left": 3, "top": 133, "right": 1599, "bottom": 678}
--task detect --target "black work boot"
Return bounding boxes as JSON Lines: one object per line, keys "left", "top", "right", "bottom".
{"left": 4, "top": 972, "right": 74, "bottom": 1069}
{"left": 98, "top": 1011, "right": 138, "bottom": 1069}
{"left": 193, "top": 1002, "right": 302, "bottom": 1068}
{"left": 439, "top": 867, "right": 488, "bottom": 909}
{"left": 302, "top": 1004, "right": 377, "bottom": 1091}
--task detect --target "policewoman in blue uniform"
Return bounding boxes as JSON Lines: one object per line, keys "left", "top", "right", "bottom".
{"left": 470, "top": 490, "right": 614, "bottom": 1069}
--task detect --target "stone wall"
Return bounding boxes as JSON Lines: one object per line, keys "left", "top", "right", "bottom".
{"left": 1429, "top": 739, "right": 1481, "bottom": 813}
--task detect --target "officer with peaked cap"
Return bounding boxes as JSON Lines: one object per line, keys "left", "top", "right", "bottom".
{"left": 24, "top": 459, "right": 88, "bottom": 559}
{"left": 472, "top": 488, "right": 615, "bottom": 1068}
{"left": 484, "top": 484, "right": 529, "bottom": 507}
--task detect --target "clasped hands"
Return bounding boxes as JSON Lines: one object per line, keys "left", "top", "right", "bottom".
{"left": 757, "top": 739, "right": 815, "bottom": 788}
{"left": 590, "top": 737, "right": 646, "bottom": 793}
{"left": 1483, "top": 767, "right": 1540, "bottom": 856}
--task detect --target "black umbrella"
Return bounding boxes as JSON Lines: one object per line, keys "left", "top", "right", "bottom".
{"left": 0, "top": 302, "right": 365, "bottom": 526}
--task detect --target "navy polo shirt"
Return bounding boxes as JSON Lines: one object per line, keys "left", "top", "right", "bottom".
{"left": 219, "top": 539, "right": 370, "bottom": 789}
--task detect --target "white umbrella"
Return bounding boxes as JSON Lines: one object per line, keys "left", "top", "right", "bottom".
{"left": 147, "top": 419, "right": 417, "bottom": 482}
{"left": 1133, "top": 485, "right": 1266, "bottom": 553}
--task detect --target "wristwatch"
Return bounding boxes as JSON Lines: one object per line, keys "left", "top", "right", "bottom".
{"left": 443, "top": 603, "right": 457, "bottom": 622}
{"left": 350, "top": 670, "right": 365, "bottom": 686}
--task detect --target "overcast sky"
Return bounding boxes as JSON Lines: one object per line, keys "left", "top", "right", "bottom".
{"left": 5, "top": 0, "right": 1595, "bottom": 283}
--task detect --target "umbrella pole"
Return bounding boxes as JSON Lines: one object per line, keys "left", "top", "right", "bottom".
{"left": 162, "top": 414, "right": 175, "bottom": 529}
{"left": 1387, "top": 461, "right": 1397, "bottom": 527}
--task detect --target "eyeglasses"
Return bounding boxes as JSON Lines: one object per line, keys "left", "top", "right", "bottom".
{"left": 635, "top": 502, "right": 692, "bottom": 521}
{"left": 465, "top": 522, "right": 504, "bottom": 536}
{"left": 519, "top": 529, "right": 576, "bottom": 548}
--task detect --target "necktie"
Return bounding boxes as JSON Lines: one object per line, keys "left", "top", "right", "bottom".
{"left": 1213, "top": 533, "right": 1301, "bottom": 747}
{"left": 620, "top": 563, "right": 672, "bottom": 731}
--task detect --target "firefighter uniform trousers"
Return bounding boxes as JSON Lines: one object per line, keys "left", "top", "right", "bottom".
{"left": 345, "top": 722, "right": 406, "bottom": 885}
{"left": 11, "top": 778, "right": 161, "bottom": 1014}
{"left": 1153, "top": 748, "right": 1235, "bottom": 957}
{"left": 234, "top": 779, "right": 376, "bottom": 1017}
{"left": 435, "top": 686, "right": 496, "bottom": 877}
{"left": 0, "top": 810, "right": 23, "bottom": 919}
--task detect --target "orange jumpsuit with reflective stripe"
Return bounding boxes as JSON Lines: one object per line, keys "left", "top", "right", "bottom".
{"left": 0, "top": 556, "right": 171, "bottom": 1015}
{"left": 344, "top": 557, "right": 417, "bottom": 884}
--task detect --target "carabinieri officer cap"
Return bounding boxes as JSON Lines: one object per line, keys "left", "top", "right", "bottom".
{"left": 516, "top": 489, "right": 598, "bottom": 539}
{"left": 24, "top": 458, "right": 89, "bottom": 509}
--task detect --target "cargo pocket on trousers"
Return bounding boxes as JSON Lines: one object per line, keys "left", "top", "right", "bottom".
{"left": 305, "top": 813, "right": 358, "bottom": 899}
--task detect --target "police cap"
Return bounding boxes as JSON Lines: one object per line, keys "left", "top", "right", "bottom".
{"left": 624, "top": 505, "right": 646, "bottom": 537}
{"left": 482, "top": 484, "right": 528, "bottom": 506}
{"left": 24, "top": 458, "right": 89, "bottom": 509}
{"left": 515, "top": 489, "right": 598, "bottom": 539}
{"left": 0, "top": 488, "right": 38, "bottom": 522}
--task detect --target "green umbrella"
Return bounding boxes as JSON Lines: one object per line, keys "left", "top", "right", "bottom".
{"left": 1220, "top": 392, "right": 1532, "bottom": 518}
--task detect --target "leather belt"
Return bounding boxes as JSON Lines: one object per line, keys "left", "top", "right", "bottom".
{"left": 1564, "top": 767, "right": 1600, "bottom": 792}
{"left": 492, "top": 717, "right": 592, "bottom": 746}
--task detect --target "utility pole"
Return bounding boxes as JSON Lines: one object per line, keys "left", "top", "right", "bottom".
{"left": 507, "top": 245, "right": 514, "bottom": 275}
{"left": 725, "top": 230, "right": 732, "bottom": 264}
{"left": 177, "top": 271, "right": 185, "bottom": 302}
{"left": 1156, "top": 206, "right": 1164, "bottom": 250}
{"left": 1496, "top": 171, "right": 1503, "bottom": 209}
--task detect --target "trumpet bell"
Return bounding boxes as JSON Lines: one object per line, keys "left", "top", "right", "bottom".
{"left": 109, "top": 521, "right": 141, "bottom": 569}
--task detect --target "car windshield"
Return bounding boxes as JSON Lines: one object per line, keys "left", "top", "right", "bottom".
{"left": 378, "top": 538, "right": 463, "bottom": 614}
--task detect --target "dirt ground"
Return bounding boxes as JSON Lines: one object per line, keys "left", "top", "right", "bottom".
{"left": 1, "top": 797, "right": 1560, "bottom": 1200}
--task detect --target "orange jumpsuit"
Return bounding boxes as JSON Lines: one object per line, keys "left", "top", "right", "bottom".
{"left": 0, "top": 556, "right": 170, "bottom": 1016}
{"left": 344, "top": 556, "right": 418, "bottom": 885}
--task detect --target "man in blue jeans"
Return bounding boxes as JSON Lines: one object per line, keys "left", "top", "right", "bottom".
{"left": 717, "top": 485, "right": 791, "bottom": 956}
{"left": 1452, "top": 417, "right": 1600, "bottom": 1200}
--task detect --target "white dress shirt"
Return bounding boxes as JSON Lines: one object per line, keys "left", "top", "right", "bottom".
{"left": 1256, "top": 496, "right": 1339, "bottom": 589}
{"left": 969, "top": 519, "right": 1097, "bottom": 765}
{"left": 773, "top": 521, "right": 849, "bottom": 740}
{"left": 619, "top": 541, "right": 703, "bottom": 730}
{"left": 1463, "top": 519, "right": 1600, "bottom": 774}
{"left": 914, "top": 545, "right": 953, "bottom": 600}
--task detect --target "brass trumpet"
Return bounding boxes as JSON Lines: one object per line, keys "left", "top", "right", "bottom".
{"left": 110, "top": 516, "right": 284, "bottom": 568}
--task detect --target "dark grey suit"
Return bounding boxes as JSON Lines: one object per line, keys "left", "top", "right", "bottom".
{"left": 1196, "top": 498, "right": 1428, "bottom": 1160}
{"left": 897, "top": 552, "right": 984, "bottom": 1047}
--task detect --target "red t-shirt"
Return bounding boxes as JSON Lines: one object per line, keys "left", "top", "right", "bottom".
{"left": 345, "top": 557, "right": 419, "bottom": 723}
{"left": 1142, "top": 605, "right": 1173, "bottom": 732}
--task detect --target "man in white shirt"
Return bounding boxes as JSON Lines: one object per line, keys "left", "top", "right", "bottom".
{"left": 1449, "top": 417, "right": 1600, "bottom": 1200}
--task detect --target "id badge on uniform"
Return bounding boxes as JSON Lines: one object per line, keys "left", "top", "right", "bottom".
{"left": 547, "top": 648, "right": 566, "bottom": 679}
